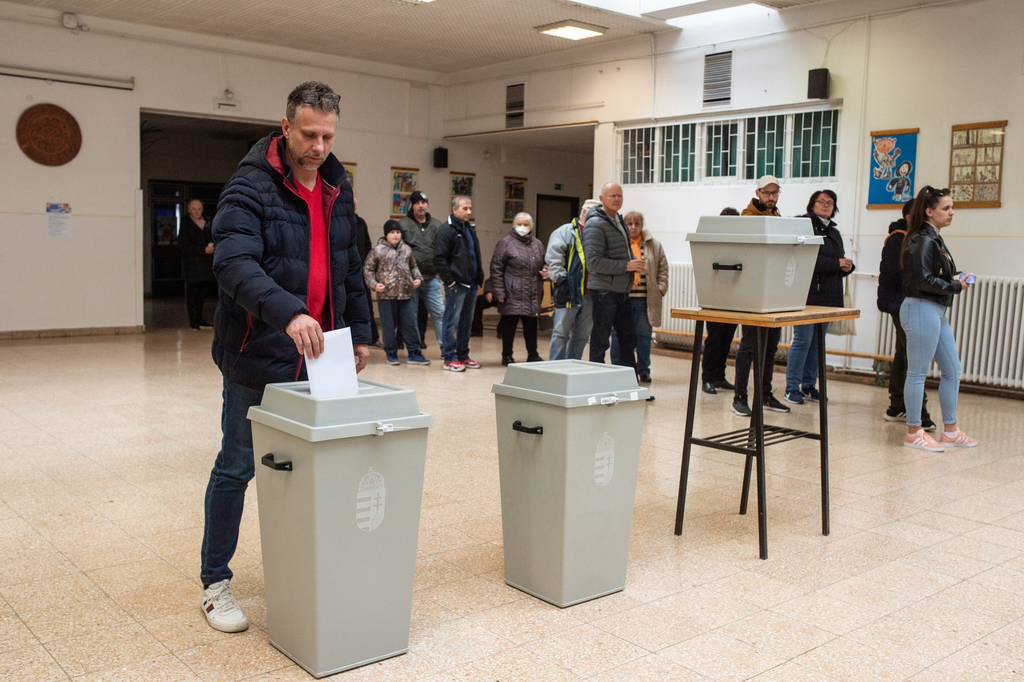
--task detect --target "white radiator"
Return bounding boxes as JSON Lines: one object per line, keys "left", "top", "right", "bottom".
{"left": 874, "top": 276, "right": 1024, "bottom": 389}
{"left": 654, "top": 262, "right": 795, "bottom": 348}
{"left": 655, "top": 263, "right": 698, "bottom": 335}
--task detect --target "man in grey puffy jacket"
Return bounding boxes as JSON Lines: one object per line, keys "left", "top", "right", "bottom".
{"left": 583, "top": 182, "right": 646, "bottom": 370}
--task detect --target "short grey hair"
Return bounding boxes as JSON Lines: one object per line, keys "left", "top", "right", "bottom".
{"left": 285, "top": 81, "right": 340, "bottom": 123}
{"left": 452, "top": 195, "right": 472, "bottom": 210}
{"left": 512, "top": 212, "right": 533, "bottom": 227}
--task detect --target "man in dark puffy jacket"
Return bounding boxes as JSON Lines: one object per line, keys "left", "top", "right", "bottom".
{"left": 877, "top": 199, "right": 934, "bottom": 429}
{"left": 433, "top": 195, "right": 484, "bottom": 371}
{"left": 202, "top": 81, "right": 371, "bottom": 634}
{"left": 583, "top": 182, "right": 645, "bottom": 370}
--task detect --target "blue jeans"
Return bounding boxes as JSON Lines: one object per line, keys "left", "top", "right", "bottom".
{"left": 785, "top": 322, "right": 828, "bottom": 394}
{"left": 588, "top": 290, "right": 636, "bottom": 370}
{"left": 378, "top": 298, "right": 420, "bottom": 356}
{"left": 414, "top": 277, "right": 445, "bottom": 347}
{"left": 610, "top": 298, "right": 652, "bottom": 375}
{"left": 549, "top": 297, "right": 593, "bottom": 361}
{"left": 901, "top": 297, "right": 960, "bottom": 427}
{"left": 202, "top": 378, "right": 264, "bottom": 585}
{"left": 441, "top": 285, "right": 477, "bottom": 362}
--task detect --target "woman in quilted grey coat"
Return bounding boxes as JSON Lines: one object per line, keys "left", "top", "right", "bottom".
{"left": 490, "top": 213, "right": 548, "bottom": 365}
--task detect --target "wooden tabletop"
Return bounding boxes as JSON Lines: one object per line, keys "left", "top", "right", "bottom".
{"left": 670, "top": 305, "right": 860, "bottom": 328}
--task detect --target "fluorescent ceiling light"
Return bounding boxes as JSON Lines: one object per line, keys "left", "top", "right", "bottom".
{"left": 537, "top": 20, "right": 606, "bottom": 40}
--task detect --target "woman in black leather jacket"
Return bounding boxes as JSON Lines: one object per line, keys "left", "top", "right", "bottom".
{"left": 900, "top": 186, "right": 975, "bottom": 452}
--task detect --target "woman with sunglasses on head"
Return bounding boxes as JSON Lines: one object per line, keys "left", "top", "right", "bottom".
{"left": 900, "top": 186, "right": 975, "bottom": 452}
{"left": 783, "top": 190, "right": 854, "bottom": 405}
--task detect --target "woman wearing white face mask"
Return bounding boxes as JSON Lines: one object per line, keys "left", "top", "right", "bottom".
{"left": 489, "top": 212, "right": 548, "bottom": 365}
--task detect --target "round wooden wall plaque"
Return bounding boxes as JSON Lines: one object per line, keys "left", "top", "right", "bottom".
{"left": 16, "top": 104, "right": 82, "bottom": 166}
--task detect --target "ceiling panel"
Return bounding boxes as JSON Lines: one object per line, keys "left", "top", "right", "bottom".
{"left": 8, "top": 0, "right": 667, "bottom": 72}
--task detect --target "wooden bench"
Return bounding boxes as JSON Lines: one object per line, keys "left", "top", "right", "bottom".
{"left": 653, "top": 328, "right": 895, "bottom": 386}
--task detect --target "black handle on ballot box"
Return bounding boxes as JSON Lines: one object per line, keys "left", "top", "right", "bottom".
{"left": 512, "top": 421, "right": 543, "bottom": 435}
{"left": 261, "top": 453, "right": 293, "bottom": 471}
{"left": 713, "top": 262, "right": 742, "bottom": 271}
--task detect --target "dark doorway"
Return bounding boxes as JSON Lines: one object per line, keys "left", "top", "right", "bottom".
{"left": 149, "top": 180, "right": 225, "bottom": 298}
{"left": 140, "top": 112, "right": 278, "bottom": 328}
{"left": 535, "top": 194, "right": 579, "bottom": 249}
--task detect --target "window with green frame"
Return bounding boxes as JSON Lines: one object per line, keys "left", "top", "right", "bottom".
{"left": 622, "top": 127, "right": 654, "bottom": 184}
{"left": 659, "top": 123, "right": 697, "bottom": 182}
{"left": 705, "top": 121, "right": 738, "bottom": 177}
{"left": 792, "top": 110, "right": 839, "bottom": 178}
{"left": 744, "top": 115, "right": 786, "bottom": 180}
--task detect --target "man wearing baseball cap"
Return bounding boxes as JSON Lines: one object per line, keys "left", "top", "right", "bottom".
{"left": 742, "top": 174, "right": 782, "bottom": 217}
{"left": 732, "top": 175, "right": 789, "bottom": 416}
{"left": 398, "top": 190, "right": 445, "bottom": 349}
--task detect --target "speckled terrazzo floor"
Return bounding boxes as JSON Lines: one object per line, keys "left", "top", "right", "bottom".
{"left": 1, "top": 325, "right": 1022, "bottom": 681}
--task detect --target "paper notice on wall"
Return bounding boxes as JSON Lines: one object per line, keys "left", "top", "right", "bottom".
{"left": 306, "top": 327, "right": 359, "bottom": 397}
{"left": 46, "top": 203, "right": 72, "bottom": 239}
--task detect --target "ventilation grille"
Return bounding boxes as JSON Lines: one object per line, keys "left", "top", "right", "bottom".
{"left": 703, "top": 51, "right": 732, "bottom": 106}
{"left": 506, "top": 83, "right": 525, "bottom": 129}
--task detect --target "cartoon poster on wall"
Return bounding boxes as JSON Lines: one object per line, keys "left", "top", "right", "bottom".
{"left": 390, "top": 167, "right": 418, "bottom": 218}
{"left": 867, "top": 128, "right": 918, "bottom": 209}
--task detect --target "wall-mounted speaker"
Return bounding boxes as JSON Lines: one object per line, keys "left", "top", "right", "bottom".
{"left": 433, "top": 147, "right": 448, "bottom": 169}
{"left": 808, "top": 68, "right": 830, "bottom": 100}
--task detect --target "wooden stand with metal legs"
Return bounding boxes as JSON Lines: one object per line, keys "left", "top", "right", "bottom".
{"left": 671, "top": 306, "right": 859, "bottom": 559}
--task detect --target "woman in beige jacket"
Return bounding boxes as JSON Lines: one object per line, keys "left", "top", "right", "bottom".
{"left": 610, "top": 211, "right": 668, "bottom": 383}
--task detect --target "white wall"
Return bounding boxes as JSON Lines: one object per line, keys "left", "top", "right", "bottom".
{"left": 2, "top": 0, "right": 1021, "bottom": 343}
{"left": 0, "top": 6, "right": 592, "bottom": 332}
{"left": 443, "top": 0, "right": 1024, "bottom": 364}
{"left": 442, "top": 142, "right": 593, "bottom": 262}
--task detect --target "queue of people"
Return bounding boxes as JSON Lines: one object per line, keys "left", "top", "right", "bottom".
{"left": 360, "top": 181, "right": 669, "bottom": 388}
{"left": 200, "top": 79, "right": 978, "bottom": 640}
{"left": 351, "top": 169, "right": 978, "bottom": 455}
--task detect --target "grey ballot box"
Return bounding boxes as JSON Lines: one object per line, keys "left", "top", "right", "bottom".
{"left": 685, "top": 215, "right": 823, "bottom": 313}
{"left": 247, "top": 380, "right": 432, "bottom": 678}
{"left": 492, "top": 360, "right": 648, "bottom": 608}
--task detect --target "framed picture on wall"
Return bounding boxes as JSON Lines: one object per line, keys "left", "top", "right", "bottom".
{"left": 503, "top": 177, "right": 526, "bottom": 223}
{"left": 949, "top": 121, "right": 1006, "bottom": 208}
{"left": 391, "top": 167, "right": 418, "bottom": 218}
{"left": 450, "top": 172, "right": 474, "bottom": 198}
{"left": 341, "top": 161, "right": 356, "bottom": 194}
{"left": 867, "top": 128, "right": 918, "bottom": 209}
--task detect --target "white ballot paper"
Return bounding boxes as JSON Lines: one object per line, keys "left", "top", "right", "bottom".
{"left": 305, "top": 327, "right": 359, "bottom": 397}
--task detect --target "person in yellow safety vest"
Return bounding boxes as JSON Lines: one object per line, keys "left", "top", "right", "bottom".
{"left": 546, "top": 199, "right": 600, "bottom": 360}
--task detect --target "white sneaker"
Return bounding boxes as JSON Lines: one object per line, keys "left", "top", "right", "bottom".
{"left": 201, "top": 579, "right": 249, "bottom": 632}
